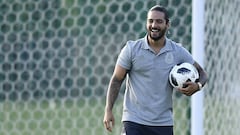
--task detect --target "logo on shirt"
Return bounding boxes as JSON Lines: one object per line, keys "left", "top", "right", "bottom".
{"left": 165, "top": 53, "right": 174, "bottom": 64}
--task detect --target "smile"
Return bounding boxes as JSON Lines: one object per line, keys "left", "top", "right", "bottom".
{"left": 151, "top": 29, "right": 160, "bottom": 32}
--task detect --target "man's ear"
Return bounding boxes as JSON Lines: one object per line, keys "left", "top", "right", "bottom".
{"left": 167, "top": 20, "right": 171, "bottom": 28}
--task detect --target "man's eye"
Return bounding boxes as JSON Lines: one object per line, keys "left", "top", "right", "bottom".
{"left": 157, "top": 20, "right": 163, "bottom": 23}
{"left": 149, "top": 20, "right": 153, "bottom": 23}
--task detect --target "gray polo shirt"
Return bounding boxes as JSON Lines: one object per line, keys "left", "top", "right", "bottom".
{"left": 117, "top": 36, "right": 194, "bottom": 126}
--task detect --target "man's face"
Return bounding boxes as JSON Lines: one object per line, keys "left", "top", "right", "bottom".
{"left": 146, "top": 10, "right": 169, "bottom": 41}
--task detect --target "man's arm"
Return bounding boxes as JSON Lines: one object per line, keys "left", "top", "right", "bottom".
{"left": 193, "top": 61, "right": 208, "bottom": 87}
{"left": 179, "top": 61, "right": 208, "bottom": 96}
{"left": 103, "top": 65, "right": 127, "bottom": 132}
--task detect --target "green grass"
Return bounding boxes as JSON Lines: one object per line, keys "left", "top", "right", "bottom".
{"left": 0, "top": 96, "right": 191, "bottom": 135}
{"left": 0, "top": 98, "right": 123, "bottom": 135}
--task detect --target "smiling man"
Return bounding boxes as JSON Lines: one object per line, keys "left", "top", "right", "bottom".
{"left": 103, "top": 5, "right": 208, "bottom": 135}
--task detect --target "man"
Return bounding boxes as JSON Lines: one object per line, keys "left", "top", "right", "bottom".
{"left": 103, "top": 5, "right": 208, "bottom": 135}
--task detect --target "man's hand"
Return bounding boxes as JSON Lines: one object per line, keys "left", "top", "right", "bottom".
{"left": 103, "top": 109, "right": 115, "bottom": 132}
{"left": 178, "top": 82, "right": 199, "bottom": 96}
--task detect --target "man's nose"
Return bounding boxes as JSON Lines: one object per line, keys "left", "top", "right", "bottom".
{"left": 152, "top": 21, "right": 157, "bottom": 27}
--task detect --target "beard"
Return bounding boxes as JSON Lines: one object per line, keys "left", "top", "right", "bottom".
{"left": 148, "top": 27, "right": 167, "bottom": 41}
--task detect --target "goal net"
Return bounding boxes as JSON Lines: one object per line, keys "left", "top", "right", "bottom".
{"left": 204, "top": 0, "right": 240, "bottom": 135}
{"left": 0, "top": 0, "right": 239, "bottom": 135}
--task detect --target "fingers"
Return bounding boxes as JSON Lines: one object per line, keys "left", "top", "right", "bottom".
{"left": 178, "top": 82, "right": 199, "bottom": 96}
{"left": 183, "top": 90, "right": 193, "bottom": 96}
{"left": 103, "top": 110, "right": 115, "bottom": 132}
{"left": 178, "top": 88, "right": 191, "bottom": 96}
{"left": 178, "top": 87, "right": 193, "bottom": 96}
{"left": 103, "top": 119, "right": 114, "bottom": 132}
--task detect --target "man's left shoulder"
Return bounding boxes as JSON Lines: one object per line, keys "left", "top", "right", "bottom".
{"left": 167, "top": 38, "right": 182, "bottom": 46}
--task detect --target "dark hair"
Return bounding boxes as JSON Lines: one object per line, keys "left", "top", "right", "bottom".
{"left": 149, "top": 5, "right": 169, "bottom": 23}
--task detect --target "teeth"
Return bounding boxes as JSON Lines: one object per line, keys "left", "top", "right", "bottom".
{"left": 151, "top": 29, "right": 159, "bottom": 32}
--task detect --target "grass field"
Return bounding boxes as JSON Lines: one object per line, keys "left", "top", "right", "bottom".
{"left": 0, "top": 98, "right": 123, "bottom": 135}
{"left": 0, "top": 95, "right": 191, "bottom": 135}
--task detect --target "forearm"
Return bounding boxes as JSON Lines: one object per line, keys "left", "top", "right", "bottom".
{"left": 194, "top": 61, "right": 208, "bottom": 87}
{"left": 105, "top": 75, "right": 124, "bottom": 111}
{"left": 198, "top": 69, "right": 208, "bottom": 87}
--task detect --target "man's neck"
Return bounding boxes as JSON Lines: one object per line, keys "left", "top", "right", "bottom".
{"left": 147, "top": 36, "right": 166, "bottom": 53}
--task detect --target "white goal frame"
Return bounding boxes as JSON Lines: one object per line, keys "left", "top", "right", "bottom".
{"left": 191, "top": 0, "right": 205, "bottom": 135}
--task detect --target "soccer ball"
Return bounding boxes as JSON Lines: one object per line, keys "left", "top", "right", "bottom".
{"left": 169, "top": 62, "right": 199, "bottom": 89}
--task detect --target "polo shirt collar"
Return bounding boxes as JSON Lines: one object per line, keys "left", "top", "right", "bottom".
{"left": 142, "top": 35, "right": 173, "bottom": 54}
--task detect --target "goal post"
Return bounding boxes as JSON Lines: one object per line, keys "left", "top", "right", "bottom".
{"left": 191, "top": 0, "right": 205, "bottom": 135}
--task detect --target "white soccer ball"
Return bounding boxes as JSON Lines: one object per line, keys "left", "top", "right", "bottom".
{"left": 169, "top": 62, "right": 199, "bottom": 89}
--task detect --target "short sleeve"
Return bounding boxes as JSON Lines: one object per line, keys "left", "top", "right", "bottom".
{"left": 116, "top": 42, "right": 132, "bottom": 70}
{"left": 179, "top": 46, "right": 195, "bottom": 64}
